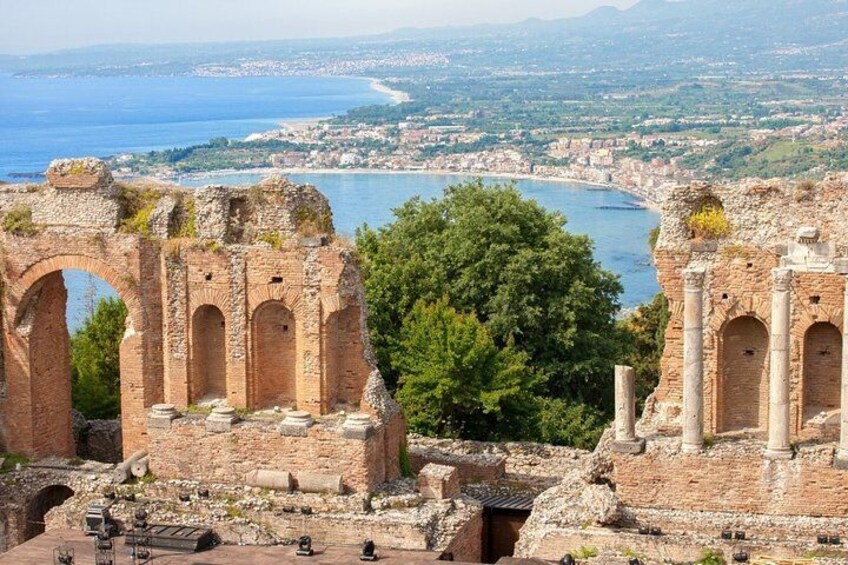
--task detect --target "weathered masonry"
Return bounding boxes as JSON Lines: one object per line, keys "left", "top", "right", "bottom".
{"left": 518, "top": 175, "right": 848, "bottom": 564}
{"left": 0, "top": 158, "right": 404, "bottom": 493}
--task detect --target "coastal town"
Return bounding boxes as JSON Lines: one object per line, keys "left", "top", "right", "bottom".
{"left": 111, "top": 91, "right": 848, "bottom": 207}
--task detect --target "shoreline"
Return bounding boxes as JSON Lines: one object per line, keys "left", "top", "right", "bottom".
{"left": 166, "top": 166, "right": 660, "bottom": 212}
{"left": 366, "top": 78, "right": 411, "bottom": 104}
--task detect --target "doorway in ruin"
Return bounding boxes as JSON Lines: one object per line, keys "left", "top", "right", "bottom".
{"left": 718, "top": 316, "right": 770, "bottom": 433}
{"left": 803, "top": 322, "right": 842, "bottom": 421}
{"left": 479, "top": 495, "right": 534, "bottom": 564}
{"left": 24, "top": 485, "right": 74, "bottom": 541}
{"left": 251, "top": 301, "right": 296, "bottom": 408}
{"left": 15, "top": 268, "right": 128, "bottom": 461}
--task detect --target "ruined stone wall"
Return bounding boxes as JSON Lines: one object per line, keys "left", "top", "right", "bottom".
{"left": 649, "top": 174, "right": 848, "bottom": 439}
{"left": 613, "top": 437, "right": 848, "bottom": 517}
{"left": 0, "top": 158, "right": 402, "bottom": 486}
{"left": 147, "top": 415, "right": 394, "bottom": 493}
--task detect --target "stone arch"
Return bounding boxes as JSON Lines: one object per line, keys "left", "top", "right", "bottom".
{"left": 12, "top": 254, "right": 141, "bottom": 331}
{"left": 803, "top": 322, "right": 842, "bottom": 419}
{"left": 190, "top": 304, "right": 227, "bottom": 402}
{"left": 717, "top": 315, "right": 770, "bottom": 433}
{"left": 5, "top": 255, "right": 146, "bottom": 459}
{"left": 251, "top": 300, "right": 297, "bottom": 408}
{"left": 24, "top": 485, "right": 74, "bottom": 541}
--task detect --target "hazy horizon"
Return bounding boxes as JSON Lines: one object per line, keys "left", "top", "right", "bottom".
{"left": 0, "top": 0, "right": 639, "bottom": 55}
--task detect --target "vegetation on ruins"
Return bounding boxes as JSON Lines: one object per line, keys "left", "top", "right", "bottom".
{"left": 172, "top": 194, "right": 197, "bottom": 238}
{"left": 686, "top": 202, "right": 731, "bottom": 240}
{"left": 294, "top": 205, "right": 332, "bottom": 236}
{"left": 117, "top": 182, "right": 162, "bottom": 237}
{"left": 256, "top": 231, "right": 285, "bottom": 250}
{"left": 0, "top": 454, "right": 29, "bottom": 474}
{"left": 70, "top": 297, "right": 128, "bottom": 419}
{"left": 356, "top": 180, "right": 630, "bottom": 446}
{"left": 2, "top": 204, "right": 39, "bottom": 237}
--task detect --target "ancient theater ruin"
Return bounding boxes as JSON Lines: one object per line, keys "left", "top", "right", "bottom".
{"left": 517, "top": 174, "right": 848, "bottom": 563}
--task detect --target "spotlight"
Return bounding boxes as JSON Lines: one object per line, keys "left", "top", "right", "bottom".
{"left": 830, "top": 535, "right": 842, "bottom": 545}
{"left": 296, "top": 535, "right": 314, "bottom": 557}
{"left": 438, "top": 551, "right": 455, "bottom": 561}
{"left": 283, "top": 505, "right": 296, "bottom": 513}
{"left": 628, "top": 558, "right": 642, "bottom": 565}
{"left": 103, "top": 491, "right": 116, "bottom": 500}
{"left": 53, "top": 546, "right": 74, "bottom": 565}
{"left": 818, "top": 534, "right": 829, "bottom": 544}
{"left": 197, "top": 489, "right": 210, "bottom": 499}
{"left": 179, "top": 493, "right": 192, "bottom": 502}
{"left": 360, "top": 539, "right": 378, "bottom": 562}
{"left": 637, "top": 526, "right": 650, "bottom": 535}
{"left": 559, "top": 555, "right": 575, "bottom": 565}
{"left": 650, "top": 527, "right": 662, "bottom": 536}
{"left": 734, "top": 530, "right": 746, "bottom": 540}
{"left": 732, "top": 551, "right": 749, "bottom": 563}
{"left": 301, "top": 506, "right": 313, "bottom": 515}
{"left": 94, "top": 529, "right": 115, "bottom": 565}
{"left": 122, "top": 493, "right": 136, "bottom": 502}
{"left": 720, "top": 530, "right": 733, "bottom": 540}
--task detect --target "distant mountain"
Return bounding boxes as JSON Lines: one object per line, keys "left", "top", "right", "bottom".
{"left": 3, "top": 0, "right": 848, "bottom": 76}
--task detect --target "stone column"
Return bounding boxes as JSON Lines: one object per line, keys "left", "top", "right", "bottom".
{"left": 836, "top": 278, "right": 848, "bottom": 468}
{"left": 612, "top": 365, "right": 645, "bottom": 454}
{"left": 766, "top": 268, "right": 793, "bottom": 459}
{"left": 682, "top": 268, "right": 706, "bottom": 454}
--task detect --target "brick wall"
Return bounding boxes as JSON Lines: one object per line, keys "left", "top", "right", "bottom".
{"left": 613, "top": 439, "right": 848, "bottom": 517}
{"left": 148, "top": 416, "right": 393, "bottom": 493}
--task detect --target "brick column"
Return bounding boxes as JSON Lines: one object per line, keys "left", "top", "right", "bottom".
{"left": 612, "top": 365, "right": 645, "bottom": 454}
{"left": 682, "top": 268, "right": 705, "bottom": 454}
{"left": 836, "top": 278, "right": 848, "bottom": 468}
{"left": 766, "top": 268, "right": 793, "bottom": 459}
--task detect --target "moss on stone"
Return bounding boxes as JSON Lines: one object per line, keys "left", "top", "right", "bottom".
{"left": 294, "top": 205, "right": 332, "bottom": 236}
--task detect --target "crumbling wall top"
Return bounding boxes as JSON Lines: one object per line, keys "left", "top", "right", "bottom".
{"left": 656, "top": 173, "right": 848, "bottom": 253}
{"left": 46, "top": 158, "right": 114, "bottom": 191}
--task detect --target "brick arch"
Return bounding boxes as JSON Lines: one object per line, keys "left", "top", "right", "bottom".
{"left": 250, "top": 299, "right": 297, "bottom": 409}
{"left": 709, "top": 294, "right": 770, "bottom": 334}
{"left": 247, "top": 284, "right": 304, "bottom": 319}
{"left": 12, "top": 254, "right": 142, "bottom": 330}
{"left": 716, "top": 315, "right": 770, "bottom": 433}
{"left": 796, "top": 304, "right": 844, "bottom": 336}
{"left": 802, "top": 321, "right": 842, "bottom": 419}
{"left": 188, "top": 288, "right": 229, "bottom": 314}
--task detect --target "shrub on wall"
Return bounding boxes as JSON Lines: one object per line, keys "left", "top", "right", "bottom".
{"left": 686, "top": 203, "right": 730, "bottom": 240}
{"left": 2, "top": 204, "right": 38, "bottom": 236}
{"left": 117, "top": 182, "right": 162, "bottom": 237}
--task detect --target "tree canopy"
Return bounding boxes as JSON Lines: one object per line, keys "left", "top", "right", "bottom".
{"left": 356, "top": 179, "right": 633, "bottom": 445}
{"left": 71, "top": 297, "right": 127, "bottom": 419}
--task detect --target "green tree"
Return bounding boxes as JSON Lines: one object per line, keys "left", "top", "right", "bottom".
{"left": 393, "top": 299, "right": 539, "bottom": 441}
{"left": 71, "top": 297, "right": 127, "bottom": 419}
{"left": 619, "top": 293, "right": 669, "bottom": 409}
{"left": 356, "top": 179, "right": 627, "bottom": 414}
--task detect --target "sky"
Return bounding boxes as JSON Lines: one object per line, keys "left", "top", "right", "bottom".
{"left": 0, "top": 0, "right": 639, "bottom": 55}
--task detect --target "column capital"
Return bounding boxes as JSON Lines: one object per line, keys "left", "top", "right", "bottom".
{"left": 683, "top": 268, "right": 706, "bottom": 291}
{"left": 772, "top": 268, "right": 793, "bottom": 292}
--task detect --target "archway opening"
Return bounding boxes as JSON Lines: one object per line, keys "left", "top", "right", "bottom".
{"left": 803, "top": 322, "right": 842, "bottom": 422}
{"left": 20, "top": 269, "right": 127, "bottom": 462}
{"left": 191, "top": 305, "right": 227, "bottom": 403}
{"left": 24, "top": 485, "right": 74, "bottom": 541}
{"left": 719, "top": 316, "right": 769, "bottom": 433}
{"left": 252, "top": 301, "right": 296, "bottom": 409}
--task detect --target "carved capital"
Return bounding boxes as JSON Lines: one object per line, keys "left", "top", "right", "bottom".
{"left": 772, "top": 268, "right": 793, "bottom": 292}
{"left": 683, "top": 268, "right": 706, "bottom": 291}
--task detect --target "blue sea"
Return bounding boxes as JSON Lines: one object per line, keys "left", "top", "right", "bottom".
{"left": 0, "top": 74, "right": 659, "bottom": 329}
